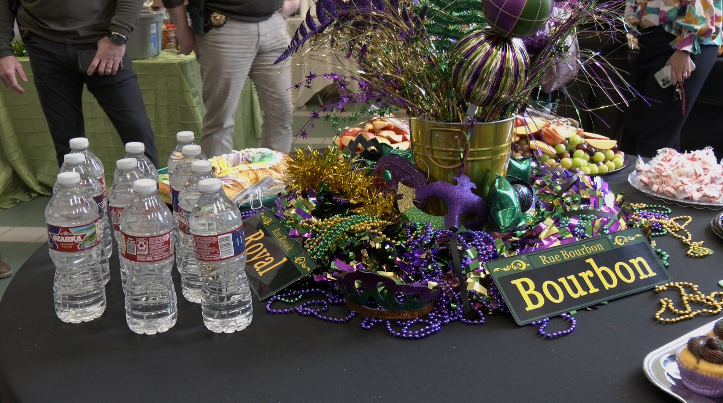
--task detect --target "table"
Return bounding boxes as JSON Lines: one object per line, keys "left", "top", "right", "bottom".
{"left": 1, "top": 164, "right": 722, "bottom": 402}
{"left": 0, "top": 51, "right": 263, "bottom": 209}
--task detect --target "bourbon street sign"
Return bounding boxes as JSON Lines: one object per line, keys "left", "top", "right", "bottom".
{"left": 485, "top": 229, "right": 671, "bottom": 325}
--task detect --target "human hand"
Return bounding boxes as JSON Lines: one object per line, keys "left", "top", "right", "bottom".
{"left": 0, "top": 55, "right": 27, "bottom": 95}
{"left": 176, "top": 29, "right": 196, "bottom": 56}
{"left": 88, "top": 37, "right": 125, "bottom": 76}
{"left": 279, "top": 0, "right": 301, "bottom": 18}
{"left": 666, "top": 50, "right": 692, "bottom": 84}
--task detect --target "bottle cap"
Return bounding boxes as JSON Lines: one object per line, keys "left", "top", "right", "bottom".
{"left": 63, "top": 153, "right": 86, "bottom": 165}
{"left": 116, "top": 158, "right": 137, "bottom": 170}
{"left": 191, "top": 160, "right": 212, "bottom": 173}
{"left": 56, "top": 172, "right": 81, "bottom": 186}
{"left": 198, "top": 178, "right": 221, "bottom": 193}
{"left": 133, "top": 179, "right": 157, "bottom": 194}
{"left": 177, "top": 131, "right": 194, "bottom": 143}
{"left": 69, "top": 137, "right": 89, "bottom": 150}
{"left": 125, "top": 142, "right": 145, "bottom": 154}
{"left": 181, "top": 144, "right": 202, "bottom": 157}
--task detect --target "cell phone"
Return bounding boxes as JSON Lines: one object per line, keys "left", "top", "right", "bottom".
{"left": 78, "top": 49, "right": 123, "bottom": 73}
{"left": 655, "top": 60, "right": 696, "bottom": 88}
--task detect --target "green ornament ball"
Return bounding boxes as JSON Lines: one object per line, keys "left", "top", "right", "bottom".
{"left": 483, "top": 0, "right": 552, "bottom": 38}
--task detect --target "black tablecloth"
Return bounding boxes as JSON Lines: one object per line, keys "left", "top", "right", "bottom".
{"left": 2, "top": 165, "right": 723, "bottom": 403}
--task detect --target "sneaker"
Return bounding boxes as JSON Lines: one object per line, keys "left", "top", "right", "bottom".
{"left": 0, "top": 260, "right": 12, "bottom": 279}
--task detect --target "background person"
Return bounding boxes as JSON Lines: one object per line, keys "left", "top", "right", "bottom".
{"left": 626, "top": 0, "right": 722, "bottom": 157}
{"left": 0, "top": 0, "right": 160, "bottom": 167}
{"left": 163, "top": 0, "right": 300, "bottom": 158}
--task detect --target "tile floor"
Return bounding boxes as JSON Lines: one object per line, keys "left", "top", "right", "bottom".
{"left": 0, "top": 108, "right": 340, "bottom": 300}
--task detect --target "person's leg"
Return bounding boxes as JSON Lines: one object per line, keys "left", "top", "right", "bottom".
{"left": 195, "top": 20, "right": 258, "bottom": 157}
{"left": 22, "top": 33, "right": 85, "bottom": 167}
{"left": 248, "top": 13, "right": 293, "bottom": 153}
{"left": 635, "top": 29, "right": 718, "bottom": 157}
{"left": 84, "top": 49, "right": 160, "bottom": 167}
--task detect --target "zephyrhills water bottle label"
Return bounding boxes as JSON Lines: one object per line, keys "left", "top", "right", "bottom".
{"left": 109, "top": 206, "right": 124, "bottom": 231}
{"left": 193, "top": 227, "right": 246, "bottom": 262}
{"left": 171, "top": 189, "right": 180, "bottom": 213}
{"left": 47, "top": 220, "right": 101, "bottom": 252}
{"left": 177, "top": 207, "right": 191, "bottom": 235}
{"left": 120, "top": 231, "right": 174, "bottom": 263}
{"left": 92, "top": 194, "right": 105, "bottom": 215}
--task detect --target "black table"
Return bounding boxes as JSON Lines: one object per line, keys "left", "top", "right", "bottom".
{"left": 2, "top": 164, "right": 723, "bottom": 403}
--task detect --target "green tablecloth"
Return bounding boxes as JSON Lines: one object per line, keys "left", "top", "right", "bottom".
{"left": 0, "top": 50, "right": 263, "bottom": 209}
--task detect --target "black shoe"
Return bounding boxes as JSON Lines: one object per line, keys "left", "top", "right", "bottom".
{"left": 0, "top": 260, "right": 12, "bottom": 279}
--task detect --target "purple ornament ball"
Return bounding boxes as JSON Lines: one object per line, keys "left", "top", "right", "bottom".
{"left": 483, "top": 0, "right": 552, "bottom": 38}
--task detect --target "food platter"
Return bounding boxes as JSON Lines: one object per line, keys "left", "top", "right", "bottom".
{"left": 643, "top": 318, "right": 723, "bottom": 403}
{"left": 629, "top": 171, "right": 723, "bottom": 210}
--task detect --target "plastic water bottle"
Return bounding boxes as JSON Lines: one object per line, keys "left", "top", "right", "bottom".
{"left": 108, "top": 158, "right": 143, "bottom": 291}
{"left": 167, "top": 131, "right": 196, "bottom": 183}
{"left": 69, "top": 138, "right": 113, "bottom": 274}
{"left": 191, "top": 178, "right": 252, "bottom": 333}
{"left": 46, "top": 172, "right": 106, "bottom": 323}
{"left": 120, "top": 179, "right": 177, "bottom": 335}
{"left": 125, "top": 142, "right": 159, "bottom": 181}
{"left": 170, "top": 144, "right": 205, "bottom": 216}
{"left": 177, "top": 160, "right": 215, "bottom": 303}
{"left": 58, "top": 153, "right": 110, "bottom": 284}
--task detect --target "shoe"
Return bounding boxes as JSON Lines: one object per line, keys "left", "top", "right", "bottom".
{"left": 0, "top": 260, "right": 12, "bottom": 279}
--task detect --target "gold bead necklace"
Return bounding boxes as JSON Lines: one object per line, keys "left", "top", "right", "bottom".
{"left": 654, "top": 282, "right": 723, "bottom": 323}
{"left": 629, "top": 203, "right": 713, "bottom": 258}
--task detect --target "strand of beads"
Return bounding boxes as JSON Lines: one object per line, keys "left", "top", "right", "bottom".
{"left": 629, "top": 203, "right": 712, "bottom": 258}
{"left": 531, "top": 313, "right": 577, "bottom": 339}
{"left": 654, "top": 282, "right": 723, "bottom": 323}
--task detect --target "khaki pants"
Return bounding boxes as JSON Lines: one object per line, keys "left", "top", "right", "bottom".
{"left": 196, "top": 13, "right": 293, "bottom": 157}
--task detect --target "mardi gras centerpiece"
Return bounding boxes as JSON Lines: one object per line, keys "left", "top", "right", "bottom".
{"left": 257, "top": 0, "right": 660, "bottom": 338}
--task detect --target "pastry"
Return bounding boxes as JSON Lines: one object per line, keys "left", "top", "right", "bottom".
{"left": 676, "top": 336, "right": 723, "bottom": 398}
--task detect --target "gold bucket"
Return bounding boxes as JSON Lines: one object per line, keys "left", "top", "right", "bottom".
{"left": 410, "top": 117, "right": 516, "bottom": 216}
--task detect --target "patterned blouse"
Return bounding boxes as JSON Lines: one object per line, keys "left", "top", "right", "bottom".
{"left": 626, "top": 0, "right": 723, "bottom": 54}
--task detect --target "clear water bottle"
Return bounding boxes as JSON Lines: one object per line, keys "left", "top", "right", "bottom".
{"left": 125, "top": 142, "right": 159, "bottom": 181}
{"left": 46, "top": 172, "right": 106, "bottom": 323}
{"left": 191, "top": 178, "right": 252, "bottom": 333}
{"left": 170, "top": 144, "right": 205, "bottom": 215}
{"left": 177, "top": 160, "right": 214, "bottom": 303}
{"left": 69, "top": 138, "right": 112, "bottom": 273}
{"left": 120, "top": 179, "right": 177, "bottom": 335}
{"left": 108, "top": 158, "right": 143, "bottom": 291}
{"left": 167, "top": 131, "right": 196, "bottom": 183}
{"left": 58, "top": 153, "right": 110, "bottom": 284}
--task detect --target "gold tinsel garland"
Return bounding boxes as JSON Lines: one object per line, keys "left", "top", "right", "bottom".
{"left": 286, "top": 148, "right": 398, "bottom": 220}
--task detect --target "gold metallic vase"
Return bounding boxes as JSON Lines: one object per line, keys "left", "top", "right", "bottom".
{"left": 410, "top": 117, "right": 516, "bottom": 216}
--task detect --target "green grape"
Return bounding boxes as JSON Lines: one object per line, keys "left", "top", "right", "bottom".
{"left": 538, "top": 153, "right": 550, "bottom": 162}
{"left": 604, "top": 150, "right": 615, "bottom": 160}
{"left": 571, "top": 158, "right": 584, "bottom": 168}
{"left": 554, "top": 144, "right": 566, "bottom": 154}
{"left": 605, "top": 161, "right": 616, "bottom": 171}
{"left": 592, "top": 152, "right": 605, "bottom": 162}
{"left": 560, "top": 158, "right": 573, "bottom": 169}
{"left": 580, "top": 167, "right": 591, "bottom": 175}
{"left": 569, "top": 134, "right": 581, "bottom": 146}
{"left": 597, "top": 164, "right": 609, "bottom": 174}
{"left": 565, "top": 143, "right": 575, "bottom": 152}
{"left": 588, "top": 164, "right": 599, "bottom": 175}
{"left": 583, "top": 153, "right": 590, "bottom": 162}
{"left": 613, "top": 158, "right": 624, "bottom": 169}
{"left": 572, "top": 150, "right": 585, "bottom": 159}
